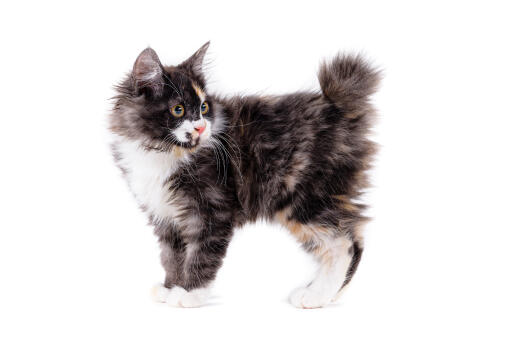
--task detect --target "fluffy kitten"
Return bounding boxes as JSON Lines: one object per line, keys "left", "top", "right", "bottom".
{"left": 110, "top": 42, "right": 380, "bottom": 308}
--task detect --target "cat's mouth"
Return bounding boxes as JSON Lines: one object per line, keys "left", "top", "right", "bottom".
{"left": 190, "top": 134, "right": 201, "bottom": 146}
{"left": 147, "top": 130, "right": 208, "bottom": 152}
{"left": 143, "top": 135, "right": 203, "bottom": 153}
{"left": 183, "top": 133, "right": 207, "bottom": 148}
{"left": 172, "top": 134, "right": 208, "bottom": 152}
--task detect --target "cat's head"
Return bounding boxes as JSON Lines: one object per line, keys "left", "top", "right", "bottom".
{"left": 110, "top": 42, "right": 222, "bottom": 152}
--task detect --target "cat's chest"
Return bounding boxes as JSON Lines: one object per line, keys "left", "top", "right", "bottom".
{"left": 114, "top": 138, "right": 186, "bottom": 221}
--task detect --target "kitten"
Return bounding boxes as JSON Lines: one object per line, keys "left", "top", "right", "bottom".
{"left": 109, "top": 42, "right": 380, "bottom": 308}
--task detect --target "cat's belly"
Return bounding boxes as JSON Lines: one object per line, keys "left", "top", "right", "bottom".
{"left": 114, "top": 137, "right": 185, "bottom": 222}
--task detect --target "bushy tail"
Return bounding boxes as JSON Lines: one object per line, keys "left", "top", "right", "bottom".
{"left": 318, "top": 54, "right": 381, "bottom": 110}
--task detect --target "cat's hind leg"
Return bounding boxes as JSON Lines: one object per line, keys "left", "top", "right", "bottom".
{"left": 277, "top": 213, "right": 361, "bottom": 309}
{"left": 289, "top": 235, "right": 354, "bottom": 309}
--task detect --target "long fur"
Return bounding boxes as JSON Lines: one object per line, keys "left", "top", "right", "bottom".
{"left": 109, "top": 43, "right": 380, "bottom": 308}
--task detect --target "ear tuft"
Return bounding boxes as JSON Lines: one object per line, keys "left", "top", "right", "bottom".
{"left": 133, "top": 47, "right": 164, "bottom": 96}
{"left": 179, "top": 41, "right": 210, "bottom": 79}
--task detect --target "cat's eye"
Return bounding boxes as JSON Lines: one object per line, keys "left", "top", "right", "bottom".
{"left": 200, "top": 102, "right": 209, "bottom": 115}
{"left": 170, "top": 104, "right": 185, "bottom": 117}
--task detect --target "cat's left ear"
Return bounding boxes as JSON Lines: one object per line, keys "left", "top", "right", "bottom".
{"left": 133, "top": 47, "right": 165, "bottom": 97}
{"left": 179, "top": 41, "right": 210, "bottom": 82}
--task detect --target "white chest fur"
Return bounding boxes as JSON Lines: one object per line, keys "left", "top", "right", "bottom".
{"left": 114, "top": 138, "right": 186, "bottom": 222}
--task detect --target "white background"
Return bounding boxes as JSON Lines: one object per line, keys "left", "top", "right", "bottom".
{"left": 1, "top": 1, "right": 511, "bottom": 340}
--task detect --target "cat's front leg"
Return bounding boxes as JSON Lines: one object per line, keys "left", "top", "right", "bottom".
{"left": 156, "top": 221, "right": 233, "bottom": 308}
{"left": 151, "top": 227, "right": 187, "bottom": 303}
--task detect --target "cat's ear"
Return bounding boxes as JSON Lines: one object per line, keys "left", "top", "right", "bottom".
{"left": 179, "top": 41, "right": 210, "bottom": 80}
{"left": 132, "top": 47, "right": 164, "bottom": 97}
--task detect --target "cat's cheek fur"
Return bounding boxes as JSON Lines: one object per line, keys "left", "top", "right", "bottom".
{"left": 174, "top": 120, "right": 195, "bottom": 143}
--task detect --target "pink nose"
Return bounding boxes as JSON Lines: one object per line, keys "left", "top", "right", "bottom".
{"left": 195, "top": 125, "right": 206, "bottom": 135}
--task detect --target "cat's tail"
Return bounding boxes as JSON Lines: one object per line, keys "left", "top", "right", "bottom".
{"left": 318, "top": 54, "right": 381, "bottom": 111}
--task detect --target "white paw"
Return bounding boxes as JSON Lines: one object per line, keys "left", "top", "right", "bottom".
{"left": 165, "top": 286, "right": 210, "bottom": 308}
{"left": 151, "top": 283, "right": 171, "bottom": 303}
{"left": 289, "top": 286, "right": 335, "bottom": 309}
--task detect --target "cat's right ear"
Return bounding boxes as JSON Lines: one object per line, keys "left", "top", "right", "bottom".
{"left": 132, "top": 48, "right": 164, "bottom": 97}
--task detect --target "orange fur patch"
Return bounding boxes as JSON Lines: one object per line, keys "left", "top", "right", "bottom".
{"left": 332, "top": 194, "right": 358, "bottom": 212}
{"left": 192, "top": 83, "right": 206, "bottom": 101}
{"left": 172, "top": 146, "right": 196, "bottom": 158}
{"left": 275, "top": 209, "right": 336, "bottom": 264}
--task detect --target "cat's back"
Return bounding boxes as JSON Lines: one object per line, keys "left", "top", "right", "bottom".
{"left": 220, "top": 90, "right": 375, "bottom": 222}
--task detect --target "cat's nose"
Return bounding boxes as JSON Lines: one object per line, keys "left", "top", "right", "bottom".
{"left": 194, "top": 124, "right": 206, "bottom": 135}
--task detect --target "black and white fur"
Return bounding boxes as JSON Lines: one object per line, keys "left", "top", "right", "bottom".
{"left": 109, "top": 42, "right": 380, "bottom": 308}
